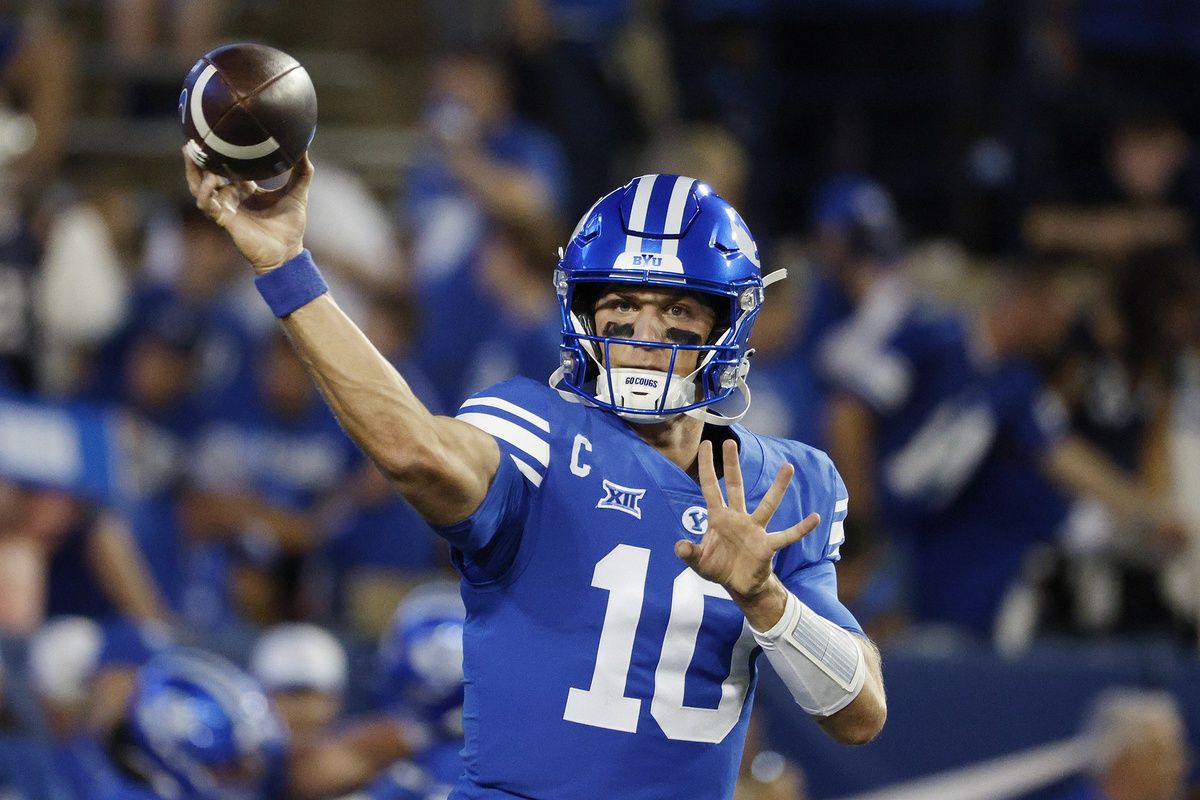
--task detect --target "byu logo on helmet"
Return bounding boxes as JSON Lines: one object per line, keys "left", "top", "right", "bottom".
{"left": 553, "top": 173, "right": 775, "bottom": 426}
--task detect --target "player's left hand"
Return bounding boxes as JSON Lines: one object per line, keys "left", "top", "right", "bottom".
{"left": 675, "top": 439, "right": 819, "bottom": 604}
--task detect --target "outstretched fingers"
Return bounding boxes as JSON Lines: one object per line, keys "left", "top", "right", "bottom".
{"left": 697, "top": 440, "right": 725, "bottom": 511}
{"left": 767, "top": 512, "right": 821, "bottom": 552}
{"left": 722, "top": 439, "right": 746, "bottom": 512}
{"left": 751, "top": 462, "right": 795, "bottom": 527}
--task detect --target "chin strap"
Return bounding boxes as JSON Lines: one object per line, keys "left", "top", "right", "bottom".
{"left": 762, "top": 268, "right": 788, "bottom": 288}
{"left": 683, "top": 378, "right": 752, "bottom": 426}
{"left": 549, "top": 366, "right": 592, "bottom": 406}
{"left": 550, "top": 366, "right": 753, "bottom": 427}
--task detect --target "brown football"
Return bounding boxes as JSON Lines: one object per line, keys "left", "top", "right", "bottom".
{"left": 180, "top": 43, "right": 317, "bottom": 181}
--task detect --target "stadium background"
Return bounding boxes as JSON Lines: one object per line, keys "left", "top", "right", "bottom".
{"left": 0, "top": 0, "right": 1198, "bottom": 798}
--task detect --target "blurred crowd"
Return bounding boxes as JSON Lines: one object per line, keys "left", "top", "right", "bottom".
{"left": 0, "top": 0, "right": 1199, "bottom": 798}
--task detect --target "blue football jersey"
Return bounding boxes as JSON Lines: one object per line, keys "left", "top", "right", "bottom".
{"left": 438, "top": 377, "right": 858, "bottom": 800}
{"left": 819, "top": 292, "right": 1070, "bottom": 633}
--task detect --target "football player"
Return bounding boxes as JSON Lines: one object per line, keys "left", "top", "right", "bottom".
{"left": 73, "top": 646, "right": 422, "bottom": 800}
{"left": 365, "top": 580, "right": 467, "bottom": 799}
{"left": 185, "top": 152, "right": 887, "bottom": 799}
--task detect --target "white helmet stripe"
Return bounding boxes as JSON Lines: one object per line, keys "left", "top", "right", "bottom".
{"left": 623, "top": 174, "right": 658, "bottom": 254}
{"left": 659, "top": 176, "right": 696, "bottom": 259}
{"left": 190, "top": 64, "right": 280, "bottom": 160}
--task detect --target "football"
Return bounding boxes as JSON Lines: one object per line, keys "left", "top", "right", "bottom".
{"left": 180, "top": 43, "right": 317, "bottom": 181}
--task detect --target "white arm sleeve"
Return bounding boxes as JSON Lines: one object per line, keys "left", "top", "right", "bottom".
{"left": 751, "top": 590, "right": 867, "bottom": 717}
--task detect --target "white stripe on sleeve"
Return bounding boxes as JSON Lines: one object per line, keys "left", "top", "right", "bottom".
{"left": 459, "top": 397, "right": 550, "bottom": 432}
{"left": 508, "top": 454, "right": 544, "bottom": 487}
{"left": 829, "top": 520, "right": 846, "bottom": 548}
{"left": 456, "top": 412, "right": 550, "bottom": 468}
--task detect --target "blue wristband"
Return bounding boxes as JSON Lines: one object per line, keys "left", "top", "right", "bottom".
{"left": 254, "top": 249, "right": 329, "bottom": 318}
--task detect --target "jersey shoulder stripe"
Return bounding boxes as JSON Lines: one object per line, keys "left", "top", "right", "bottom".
{"left": 456, "top": 412, "right": 550, "bottom": 468}
{"left": 455, "top": 378, "right": 560, "bottom": 488}
{"left": 460, "top": 396, "right": 550, "bottom": 432}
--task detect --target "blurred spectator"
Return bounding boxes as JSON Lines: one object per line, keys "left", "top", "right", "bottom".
{"left": 1052, "top": 688, "right": 1191, "bottom": 800}
{"left": 0, "top": 12, "right": 74, "bottom": 190}
{"left": 400, "top": 49, "right": 567, "bottom": 408}
{"left": 250, "top": 623, "right": 349, "bottom": 739}
{"left": 99, "top": 303, "right": 205, "bottom": 616}
{"left": 105, "top": 0, "right": 225, "bottom": 117}
{"left": 1019, "top": 249, "right": 1200, "bottom": 641}
{"left": 43, "top": 499, "right": 171, "bottom": 625}
{"left": 98, "top": 199, "right": 272, "bottom": 420}
{"left": 36, "top": 198, "right": 128, "bottom": 395}
{"left": 0, "top": 10, "right": 71, "bottom": 393}
{"left": 0, "top": 486, "right": 170, "bottom": 634}
{"left": 638, "top": 123, "right": 749, "bottom": 210}
{"left": 315, "top": 458, "right": 447, "bottom": 638}
{"left": 183, "top": 332, "right": 360, "bottom": 627}
{"left": 460, "top": 220, "right": 561, "bottom": 397}
{"left": 1026, "top": 105, "right": 1200, "bottom": 259}
{"left": 303, "top": 157, "right": 408, "bottom": 318}
{"left": 820, "top": 258, "right": 1185, "bottom": 639}
{"left": 737, "top": 253, "right": 826, "bottom": 449}
{"left": 662, "top": 0, "right": 776, "bottom": 224}
{"left": 798, "top": 175, "right": 905, "bottom": 373}
{"left": 508, "top": 0, "right": 641, "bottom": 212}
{"left": 26, "top": 616, "right": 102, "bottom": 740}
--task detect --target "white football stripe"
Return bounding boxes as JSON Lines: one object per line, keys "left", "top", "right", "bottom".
{"left": 829, "top": 736, "right": 1092, "bottom": 800}
{"left": 190, "top": 64, "right": 280, "bottom": 160}
{"left": 456, "top": 412, "right": 550, "bottom": 468}
{"left": 835, "top": 497, "right": 849, "bottom": 514}
{"left": 624, "top": 174, "right": 658, "bottom": 254}
{"left": 829, "top": 520, "right": 846, "bottom": 547}
{"left": 509, "top": 454, "right": 543, "bottom": 487}
{"left": 459, "top": 397, "right": 550, "bottom": 432}
{"left": 658, "top": 176, "right": 695, "bottom": 259}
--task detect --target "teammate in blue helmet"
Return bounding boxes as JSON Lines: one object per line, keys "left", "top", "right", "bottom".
{"left": 378, "top": 581, "right": 465, "bottom": 741}
{"left": 94, "top": 646, "right": 420, "bottom": 800}
{"left": 116, "top": 648, "right": 288, "bottom": 800}
{"left": 367, "top": 581, "right": 466, "bottom": 799}
{"left": 187, "top": 154, "right": 887, "bottom": 800}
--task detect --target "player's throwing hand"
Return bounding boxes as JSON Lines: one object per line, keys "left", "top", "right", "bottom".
{"left": 182, "top": 146, "right": 314, "bottom": 274}
{"left": 675, "top": 439, "right": 820, "bottom": 605}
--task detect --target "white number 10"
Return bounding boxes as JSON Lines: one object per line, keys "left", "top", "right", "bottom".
{"left": 563, "top": 544, "right": 757, "bottom": 744}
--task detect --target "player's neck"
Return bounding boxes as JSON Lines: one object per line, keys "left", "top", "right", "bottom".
{"left": 629, "top": 413, "right": 706, "bottom": 477}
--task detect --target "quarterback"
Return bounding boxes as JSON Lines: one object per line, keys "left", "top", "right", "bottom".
{"left": 186, "top": 152, "right": 887, "bottom": 799}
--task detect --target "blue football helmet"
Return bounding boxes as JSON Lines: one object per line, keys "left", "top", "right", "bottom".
{"left": 378, "top": 582, "right": 466, "bottom": 741}
{"left": 124, "top": 648, "right": 288, "bottom": 800}
{"left": 553, "top": 174, "right": 781, "bottom": 424}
